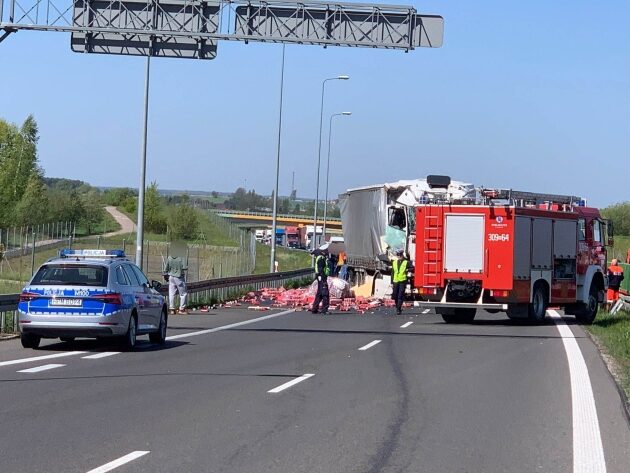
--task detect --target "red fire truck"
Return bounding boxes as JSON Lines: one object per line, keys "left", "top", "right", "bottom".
{"left": 414, "top": 183, "right": 611, "bottom": 324}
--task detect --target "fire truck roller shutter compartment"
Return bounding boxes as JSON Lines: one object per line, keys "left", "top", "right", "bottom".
{"left": 514, "top": 217, "right": 532, "bottom": 279}
{"left": 444, "top": 214, "right": 485, "bottom": 273}
{"left": 553, "top": 220, "right": 577, "bottom": 259}
{"left": 532, "top": 219, "right": 553, "bottom": 270}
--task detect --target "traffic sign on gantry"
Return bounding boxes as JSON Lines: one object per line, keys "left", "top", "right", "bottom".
{"left": 0, "top": 0, "right": 443, "bottom": 57}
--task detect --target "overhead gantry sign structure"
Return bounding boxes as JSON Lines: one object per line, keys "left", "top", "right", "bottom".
{"left": 0, "top": 0, "right": 443, "bottom": 56}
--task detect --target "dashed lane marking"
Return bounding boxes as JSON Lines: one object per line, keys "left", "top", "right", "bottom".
{"left": 86, "top": 451, "right": 150, "bottom": 473}
{"left": 82, "top": 352, "right": 121, "bottom": 360}
{"left": 268, "top": 373, "right": 315, "bottom": 393}
{"left": 17, "top": 363, "right": 65, "bottom": 373}
{"left": 0, "top": 351, "right": 86, "bottom": 368}
{"left": 166, "top": 309, "right": 295, "bottom": 341}
{"left": 358, "top": 340, "right": 382, "bottom": 351}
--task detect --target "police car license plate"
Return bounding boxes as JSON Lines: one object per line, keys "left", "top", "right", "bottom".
{"left": 50, "top": 298, "right": 82, "bottom": 307}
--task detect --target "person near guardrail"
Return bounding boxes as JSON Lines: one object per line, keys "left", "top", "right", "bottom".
{"left": 607, "top": 258, "right": 624, "bottom": 310}
{"left": 311, "top": 248, "right": 330, "bottom": 315}
{"left": 164, "top": 254, "right": 188, "bottom": 315}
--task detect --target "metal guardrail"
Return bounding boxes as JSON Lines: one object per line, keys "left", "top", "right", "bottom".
{"left": 0, "top": 268, "right": 313, "bottom": 334}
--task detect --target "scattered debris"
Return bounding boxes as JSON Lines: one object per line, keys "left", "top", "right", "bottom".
{"left": 202, "top": 277, "right": 408, "bottom": 314}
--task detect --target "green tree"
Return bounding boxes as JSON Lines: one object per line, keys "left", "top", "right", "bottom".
{"left": 80, "top": 191, "right": 105, "bottom": 234}
{"left": 103, "top": 187, "right": 136, "bottom": 206}
{"left": 13, "top": 174, "right": 49, "bottom": 226}
{"left": 602, "top": 202, "right": 630, "bottom": 236}
{"left": 145, "top": 182, "right": 167, "bottom": 233}
{"left": 0, "top": 115, "right": 42, "bottom": 227}
{"left": 168, "top": 205, "right": 199, "bottom": 240}
{"left": 48, "top": 189, "right": 86, "bottom": 224}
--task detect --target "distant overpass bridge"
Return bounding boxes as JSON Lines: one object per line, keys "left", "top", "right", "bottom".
{"left": 210, "top": 210, "right": 343, "bottom": 232}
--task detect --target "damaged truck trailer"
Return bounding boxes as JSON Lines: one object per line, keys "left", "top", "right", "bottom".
{"left": 338, "top": 176, "right": 476, "bottom": 296}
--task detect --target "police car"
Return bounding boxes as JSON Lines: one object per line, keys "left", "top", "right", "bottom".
{"left": 18, "top": 249, "right": 167, "bottom": 350}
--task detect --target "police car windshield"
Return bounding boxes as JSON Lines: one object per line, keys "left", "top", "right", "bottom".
{"left": 31, "top": 264, "right": 108, "bottom": 287}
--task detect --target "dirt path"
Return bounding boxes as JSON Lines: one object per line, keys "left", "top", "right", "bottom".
{"left": 104, "top": 206, "right": 136, "bottom": 236}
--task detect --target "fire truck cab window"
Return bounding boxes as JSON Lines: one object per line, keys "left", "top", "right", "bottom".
{"left": 388, "top": 208, "right": 406, "bottom": 230}
{"left": 578, "top": 219, "right": 586, "bottom": 241}
{"left": 593, "top": 220, "right": 602, "bottom": 243}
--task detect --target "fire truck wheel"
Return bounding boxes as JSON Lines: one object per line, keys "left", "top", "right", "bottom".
{"left": 528, "top": 283, "right": 548, "bottom": 323}
{"left": 441, "top": 308, "right": 476, "bottom": 324}
{"left": 575, "top": 284, "right": 598, "bottom": 325}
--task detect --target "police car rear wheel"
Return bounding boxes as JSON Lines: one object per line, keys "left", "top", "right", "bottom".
{"left": 149, "top": 309, "right": 167, "bottom": 345}
{"left": 123, "top": 314, "right": 137, "bottom": 350}
{"left": 21, "top": 333, "right": 41, "bottom": 349}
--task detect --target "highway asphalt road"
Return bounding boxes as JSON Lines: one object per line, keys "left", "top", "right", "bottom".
{"left": 0, "top": 308, "right": 629, "bottom": 473}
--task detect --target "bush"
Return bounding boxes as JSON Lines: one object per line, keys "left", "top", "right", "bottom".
{"left": 168, "top": 205, "right": 199, "bottom": 240}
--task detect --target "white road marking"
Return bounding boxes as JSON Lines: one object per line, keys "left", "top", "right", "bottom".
{"left": 166, "top": 309, "right": 295, "bottom": 341}
{"left": 0, "top": 351, "right": 86, "bottom": 368}
{"left": 268, "top": 373, "right": 315, "bottom": 393}
{"left": 358, "top": 340, "right": 382, "bottom": 351}
{"left": 400, "top": 322, "right": 413, "bottom": 328}
{"left": 86, "top": 451, "right": 150, "bottom": 473}
{"left": 422, "top": 309, "right": 430, "bottom": 314}
{"left": 548, "top": 310, "right": 607, "bottom": 473}
{"left": 17, "top": 363, "right": 65, "bottom": 373}
{"left": 82, "top": 352, "right": 121, "bottom": 360}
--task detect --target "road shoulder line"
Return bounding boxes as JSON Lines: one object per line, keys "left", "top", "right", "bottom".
{"left": 549, "top": 309, "right": 607, "bottom": 473}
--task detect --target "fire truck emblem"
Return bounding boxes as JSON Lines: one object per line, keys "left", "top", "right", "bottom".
{"left": 496, "top": 216, "right": 504, "bottom": 224}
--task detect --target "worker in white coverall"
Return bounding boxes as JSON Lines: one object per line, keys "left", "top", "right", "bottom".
{"left": 163, "top": 254, "right": 188, "bottom": 315}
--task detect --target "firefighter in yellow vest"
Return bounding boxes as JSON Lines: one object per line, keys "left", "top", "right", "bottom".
{"left": 391, "top": 249, "right": 411, "bottom": 315}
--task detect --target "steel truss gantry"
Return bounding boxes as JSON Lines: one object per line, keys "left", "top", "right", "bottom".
{"left": 0, "top": 0, "right": 443, "bottom": 57}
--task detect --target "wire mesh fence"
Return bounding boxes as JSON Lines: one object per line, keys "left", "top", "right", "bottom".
{"left": 0, "top": 213, "right": 258, "bottom": 295}
{"left": 0, "top": 222, "right": 76, "bottom": 294}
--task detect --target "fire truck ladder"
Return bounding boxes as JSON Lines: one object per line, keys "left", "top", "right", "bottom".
{"left": 482, "top": 189, "right": 583, "bottom": 208}
{"left": 422, "top": 204, "right": 443, "bottom": 287}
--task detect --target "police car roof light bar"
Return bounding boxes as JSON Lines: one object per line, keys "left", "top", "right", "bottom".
{"left": 59, "top": 249, "right": 126, "bottom": 258}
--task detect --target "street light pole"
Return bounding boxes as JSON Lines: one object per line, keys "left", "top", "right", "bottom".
{"left": 270, "top": 44, "right": 286, "bottom": 273}
{"left": 323, "top": 112, "right": 351, "bottom": 239}
{"left": 135, "top": 55, "right": 151, "bottom": 269}
{"left": 312, "top": 75, "right": 349, "bottom": 252}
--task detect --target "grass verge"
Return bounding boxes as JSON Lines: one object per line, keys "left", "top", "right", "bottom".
{"left": 254, "top": 244, "right": 312, "bottom": 274}
{"left": 585, "top": 308, "right": 630, "bottom": 401}
{"left": 610, "top": 235, "right": 630, "bottom": 262}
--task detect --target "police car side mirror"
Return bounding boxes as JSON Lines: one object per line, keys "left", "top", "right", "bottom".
{"left": 151, "top": 280, "right": 162, "bottom": 291}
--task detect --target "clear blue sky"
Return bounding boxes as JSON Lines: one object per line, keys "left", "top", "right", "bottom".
{"left": 1, "top": 0, "right": 629, "bottom": 208}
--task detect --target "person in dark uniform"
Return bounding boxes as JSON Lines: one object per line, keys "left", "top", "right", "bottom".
{"left": 391, "top": 249, "right": 411, "bottom": 315}
{"left": 311, "top": 249, "right": 330, "bottom": 315}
